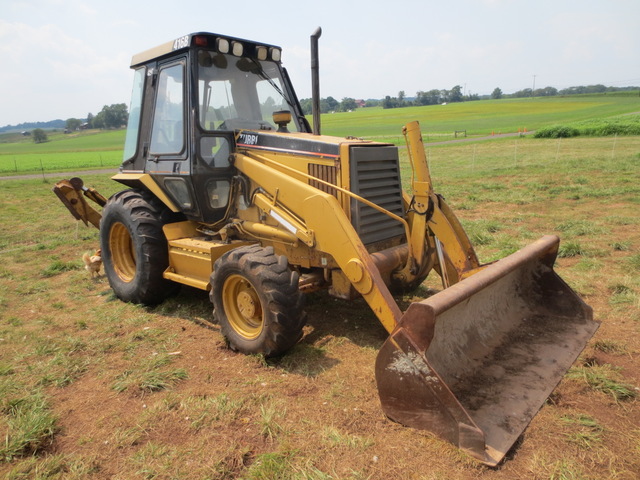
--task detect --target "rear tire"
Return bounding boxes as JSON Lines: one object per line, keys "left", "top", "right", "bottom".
{"left": 100, "top": 189, "right": 181, "bottom": 305}
{"left": 210, "top": 245, "right": 306, "bottom": 357}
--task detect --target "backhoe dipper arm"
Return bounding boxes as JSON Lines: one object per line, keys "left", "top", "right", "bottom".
{"left": 233, "top": 153, "right": 403, "bottom": 333}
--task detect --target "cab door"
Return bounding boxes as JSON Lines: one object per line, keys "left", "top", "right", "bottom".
{"left": 146, "top": 60, "right": 199, "bottom": 216}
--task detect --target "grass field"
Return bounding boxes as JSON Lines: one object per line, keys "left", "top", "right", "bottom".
{"left": 0, "top": 129, "right": 126, "bottom": 154}
{"left": 0, "top": 100, "right": 639, "bottom": 479}
{"left": 0, "top": 130, "right": 125, "bottom": 175}
{"left": 319, "top": 94, "right": 640, "bottom": 140}
{"left": 1, "top": 94, "right": 639, "bottom": 174}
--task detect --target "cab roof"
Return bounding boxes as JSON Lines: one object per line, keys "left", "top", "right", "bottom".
{"left": 130, "top": 32, "right": 282, "bottom": 68}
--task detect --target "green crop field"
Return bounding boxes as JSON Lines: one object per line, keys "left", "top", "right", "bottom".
{"left": 1, "top": 94, "right": 639, "bottom": 175}
{"left": 0, "top": 129, "right": 125, "bottom": 154}
{"left": 319, "top": 94, "right": 640, "bottom": 141}
{"left": 0, "top": 130, "right": 125, "bottom": 175}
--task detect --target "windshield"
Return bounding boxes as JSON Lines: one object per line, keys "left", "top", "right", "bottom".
{"left": 123, "top": 67, "right": 145, "bottom": 161}
{"left": 197, "top": 50, "right": 301, "bottom": 132}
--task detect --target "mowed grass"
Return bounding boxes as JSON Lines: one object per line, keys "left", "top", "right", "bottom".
{"left": 1, "top": 94, "right": 639, "bottom": 477}
{"left": 0, "top": 129, "right": 639, "bottom": 479}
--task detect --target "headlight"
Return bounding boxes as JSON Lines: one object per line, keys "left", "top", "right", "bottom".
{"left": 256, "top": 46, "right": 268, "bottom": 61}
{"left": 231, "top": 41, "right": 244, "bottom": 56}
{"left": 216, "top": 38, "right": 230, "bottom": 54}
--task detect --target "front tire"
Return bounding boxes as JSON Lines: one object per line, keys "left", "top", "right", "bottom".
{"left": 100, "top": 189, "right": 181, "bottom": 305}
{"left": 210, "top": 245, "right": 306, "bottom": 357}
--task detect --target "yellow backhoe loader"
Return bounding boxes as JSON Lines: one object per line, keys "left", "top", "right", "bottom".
{"left": 53, "top": 29, "right": 597, "bottom": 465}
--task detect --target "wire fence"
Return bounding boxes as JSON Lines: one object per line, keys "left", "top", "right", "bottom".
{"left": 1, "top": 135, "right": 638, "bottom": 178}
{"left": 0, "top": 151, "right": 122, "bottom": 175}
{"left": 422, "top": 135, "right": 640, "bottom": 179}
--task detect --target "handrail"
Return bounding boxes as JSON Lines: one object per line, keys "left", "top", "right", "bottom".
{"left": 239, "top": 150, "right": 416, "bottom": 262}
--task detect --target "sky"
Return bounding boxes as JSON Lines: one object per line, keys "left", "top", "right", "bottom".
{"left": 1, "top": 0, "right": 639, "bottom": 126}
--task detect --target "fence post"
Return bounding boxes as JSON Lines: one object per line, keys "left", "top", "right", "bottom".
{"left": 472, "top": 144, "right": 477, "bottom": 171}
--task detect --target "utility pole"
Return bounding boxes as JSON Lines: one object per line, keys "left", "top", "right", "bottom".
{"left": 532, "top": 75, "right": 537, "bottom": 97}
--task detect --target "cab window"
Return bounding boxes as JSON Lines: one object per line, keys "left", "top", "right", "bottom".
{"left": 196, "top": 50, "right": 300, "bottom": 132}
{"left": 123, "top": 67, "right": 145, "bottom": 161}
{"left": 150, "top": 63, "right": 185, "bottom": 155}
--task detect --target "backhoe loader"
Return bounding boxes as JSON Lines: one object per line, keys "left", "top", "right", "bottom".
{"left": 53, "top": 29, "right": 598, "bottom": 465}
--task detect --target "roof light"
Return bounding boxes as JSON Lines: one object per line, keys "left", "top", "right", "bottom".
{"left": 231, "top": 41, "right": 243, "bottom": 56}
{"left": 256, "top": 46, "right": 268, "bottom": 61}
{"left": 270, "top": 47, "right": 281, "bottom": 62}
{"left": 194, "top": 35, "right": 208, "bottom": 47}
{"left": 216, "top": 38, "right": 230, "bottom": 54}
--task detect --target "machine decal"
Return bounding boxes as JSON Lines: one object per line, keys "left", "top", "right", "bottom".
{"left": 238, "top": 133, "right": 259, "bottom": 145}
{"left": 236, "top": 132, "right": 340, "bottom": 159}
{"left": 269, "top": 210, "right": 297, "bottom": 235}
{"left": 173, "top": 36, "right": 190, "bottom": 51}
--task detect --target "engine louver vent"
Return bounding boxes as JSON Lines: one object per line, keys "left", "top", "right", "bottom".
{"left": 308, "top": 163, "right": 337, "bottom": 196}
{"left": 349, "top": 146, "right": 405, "bottom": 245}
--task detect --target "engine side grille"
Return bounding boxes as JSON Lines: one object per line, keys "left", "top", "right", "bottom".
{"left": 308, "top": 163, "right": 337, "bottom": 196}
{"left": 349, "top": 146, "right": 405, "bottom": 245}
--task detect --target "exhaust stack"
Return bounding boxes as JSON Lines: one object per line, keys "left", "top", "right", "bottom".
{"left": 310, "top": 27, "right": 322, "bottom": 135}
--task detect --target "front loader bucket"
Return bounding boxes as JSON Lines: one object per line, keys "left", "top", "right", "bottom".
{"left": 375, "top": 235, "right": 597, "bottom": 466}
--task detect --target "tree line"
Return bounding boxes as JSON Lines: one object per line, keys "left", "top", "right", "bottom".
{"left": 30, "top": 104, "right": 129, "bottom": 144}
{"left": 379, "top": 84, "right": 639, "bottom": 108}
{"left": 300, "top": 84, "right": 639, "bottom": 112}
{"left": 299, "top": 86, "right": 478, "bottom": 113}
{"left": 511, "top": 84, "right": 638, "bottom": 98}
{"left": 66, "top": 103, "right": 129, "bottom": 131}
{"left": 299, "top": 97, "right": 360, "bottom": 115}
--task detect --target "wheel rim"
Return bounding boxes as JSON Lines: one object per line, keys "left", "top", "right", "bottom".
{"left": 222, "top": 274, "right": 263, "bottom": 339}
{"left": 109, "top": 221, "right": 136, "bottom": 282}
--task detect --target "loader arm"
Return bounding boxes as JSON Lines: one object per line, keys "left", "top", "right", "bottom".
{"left": 233, "top": 152, "right": 403, "bottom": 333}
{"left": 231, "top": 120, "right": 506, "bottom": 333}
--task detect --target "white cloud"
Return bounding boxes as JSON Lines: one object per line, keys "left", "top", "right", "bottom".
{"left": 0, "top": 20, "right": 132, "bottom": 124}
{"left": 1, "top": 0, "right": 639, "bottom": 125}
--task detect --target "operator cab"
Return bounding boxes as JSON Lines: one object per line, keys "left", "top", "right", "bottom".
{"left": 120, "top": 33, "right": 310, "bottom": 224}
